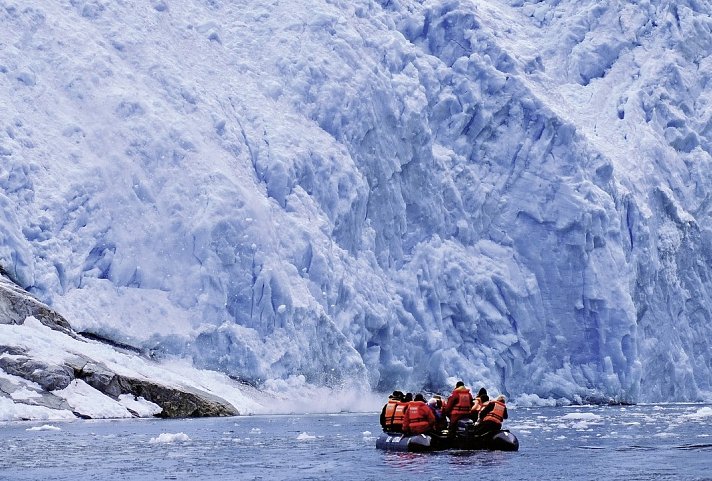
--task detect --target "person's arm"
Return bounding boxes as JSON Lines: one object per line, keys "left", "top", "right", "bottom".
{"left": 503, "top": 406, "right": 508, "bottom": 420}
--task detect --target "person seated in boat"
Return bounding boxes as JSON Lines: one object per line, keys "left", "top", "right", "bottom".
{"left": 403, "top": 393, "right": 436, "bottom": 435}
{"left": 473, "top": 394, "right": 508, "bottom": 435}
{"left": 427, "top": 395, "right": 447, "bottom": 431}
{"left": 380, "top": 390, "right": 406, "bottom": 432}
{"left": 470, "top": 387, "right": 489, "bottom": 418}
{"left": 443, "top": 381, "right": 473, "bottom": 436}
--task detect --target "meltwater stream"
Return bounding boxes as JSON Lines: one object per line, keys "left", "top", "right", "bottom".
{"left": 2, "top": 404, "right": 711, "bottom": 480}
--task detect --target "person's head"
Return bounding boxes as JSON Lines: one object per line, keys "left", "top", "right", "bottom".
{"left": 390, "top": 390, "right": 404, "bottom": 400}
{"left": 404, "top": 392, "right": 413, "bottom": 402}
{"left": 477, "top": 387, "right": 488, "bottom": 398}
{"left": 496, "top": 395, "right": 506, "bottom": 403}
{"left": 455, "top": 381, "right": 465, "bottom": 388}
{"left": 427, "top": 397, "right": 437, "bottom": 407}
{"left": 414, "top": 393, "right": 425, "bottom": 402}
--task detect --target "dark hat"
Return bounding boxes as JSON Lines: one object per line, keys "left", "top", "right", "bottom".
{"left": 389, "top": 390, "right": 404, "bottom": 400}
{"left": 414, "top": 393, "right": 425, "bottom": 402}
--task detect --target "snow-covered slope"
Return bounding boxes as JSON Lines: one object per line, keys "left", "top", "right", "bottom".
{"left": 1, "top": 0, "right": 711, "bottom": 408}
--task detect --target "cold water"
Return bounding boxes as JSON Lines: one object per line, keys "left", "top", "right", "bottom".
{"left": 2, "top": 404, "right": 711, "bottom": 480}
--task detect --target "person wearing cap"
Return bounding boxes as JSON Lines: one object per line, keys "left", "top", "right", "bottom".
{"left": 473, "top": 394, "right": 508, "bottom": 434}
{"left": 443, "top": 381, "right": 473, "bottom": 436}
{"left": 380, "top": 390, "right": 407, "bottom": 432}
{"left": 470, "top": 387, "right": 489, "bottom": 418}
{"left": 427, "top": 395, "right": 446, "bottom": 431}
{"left": 403, "top": 393, "right": 436, "bottom": 435}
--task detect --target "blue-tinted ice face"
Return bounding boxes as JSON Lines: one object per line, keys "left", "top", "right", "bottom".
{"left": 1, "top": 0, "right": 711, "bottom": 407}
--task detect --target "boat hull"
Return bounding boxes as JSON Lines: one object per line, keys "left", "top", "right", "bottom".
{"left": 376, "top": 429, "right": 519, "bottom": 452}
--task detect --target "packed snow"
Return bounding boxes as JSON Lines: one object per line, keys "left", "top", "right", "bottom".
{"left": 2, "top": 0, "right": 712, "bottom": 421}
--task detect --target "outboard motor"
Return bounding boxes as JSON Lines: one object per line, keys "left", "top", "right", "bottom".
{"left": 456, "top": 418, "right": 477, "bottom": 438}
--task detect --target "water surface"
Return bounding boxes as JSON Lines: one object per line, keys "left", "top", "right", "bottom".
{"left": 2, "top": 404, "right": 711, "bottom": 480}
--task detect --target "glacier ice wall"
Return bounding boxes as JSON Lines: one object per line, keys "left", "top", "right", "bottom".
{"left": 1, "top": 0, "right": 712, "bottom": 403}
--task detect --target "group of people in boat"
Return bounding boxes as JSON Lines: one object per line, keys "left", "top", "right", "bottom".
{"left": 379, "top": 381, "right": 509, "bottom": 437}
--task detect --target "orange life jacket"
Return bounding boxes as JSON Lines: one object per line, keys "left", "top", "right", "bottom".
{"left": 481, "top": 400, "right": 506, "bottom": 425}
{"left": 384, "top": 400, "right": 408, "bottom": 431}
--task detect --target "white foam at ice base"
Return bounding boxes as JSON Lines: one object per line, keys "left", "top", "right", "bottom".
{"left": 255, "top": 375, "right": 384, "bottom": 414}
{"left": 1, "top": 0, "right": 712, "bottom": 407}
{"left": 296, "top": 432, "right": 317, "bottom": 440}
{"left": 512, "top": 394, "right": 559, "bottom": 408}
{"left": 250, "top": 428, "right": 262, "bottom": 434}
{"left": 149, "top": 433, "right": 191, "bottom": 444}
{"left": 682, "top": 407, "right": 712, "bottom": 420}
{"left": 26, "top": 424, "right": 62, "bottom": 432}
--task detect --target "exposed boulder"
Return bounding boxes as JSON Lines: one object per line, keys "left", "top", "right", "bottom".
{"left": 0, "top": 355, "right": 74, "bottom": 391}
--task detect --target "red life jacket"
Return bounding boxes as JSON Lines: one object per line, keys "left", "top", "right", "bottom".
{"left": 481, "top": 400, "right": 506, "bottom": 425}
{"left": 403, "top": 401, "right": 435, "bottom": 434}
{"left": 384, "top": 400, "right": 408, "bottom": 431}
{"left": 450, "top": 388, "right": 473, "bottom": 414}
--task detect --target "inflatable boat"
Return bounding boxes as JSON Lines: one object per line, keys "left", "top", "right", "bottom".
{"left": 376, "top": 419, "right": 519, "bottom": 452}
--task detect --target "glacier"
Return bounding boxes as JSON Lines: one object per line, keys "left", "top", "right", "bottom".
{"left": 2, "top": 0, "right": 712, "bottom": 418}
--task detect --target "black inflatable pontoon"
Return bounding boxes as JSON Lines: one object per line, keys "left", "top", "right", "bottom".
{"left": 376, "top": 419, "right": 519, "bottom": 452}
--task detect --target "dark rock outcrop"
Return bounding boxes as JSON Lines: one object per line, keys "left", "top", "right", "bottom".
{"left": 0, "top": 276, "right": 73, "bottom": 334}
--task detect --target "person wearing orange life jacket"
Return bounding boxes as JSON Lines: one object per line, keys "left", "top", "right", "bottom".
{"left": 380, "top": 390, "right": 406, "bottom": 432}
{"left": 381, "top": 392, "right": 412, "bottom": 433}
{"left": 381, "top": 391, "right": 403, "bottom": 431}
{"left": 443, "top": 381, "right": 473, "bottom": 435}
{"left": 403, "top": 393, "right": 436, "bottom": 435}
{"left": 470, "top": 387, "right": 489, "bottom": 418}
{"left": 473, "top": 394, "right": 509, "bottom": 435}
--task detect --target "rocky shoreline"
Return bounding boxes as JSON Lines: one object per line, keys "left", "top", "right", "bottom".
{"left": 0, "top": 275, "right": 239, "bottom": 420}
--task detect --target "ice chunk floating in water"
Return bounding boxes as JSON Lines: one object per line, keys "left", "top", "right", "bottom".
{"left": 149, "top": 433, "right": 191, "bottom": 444}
